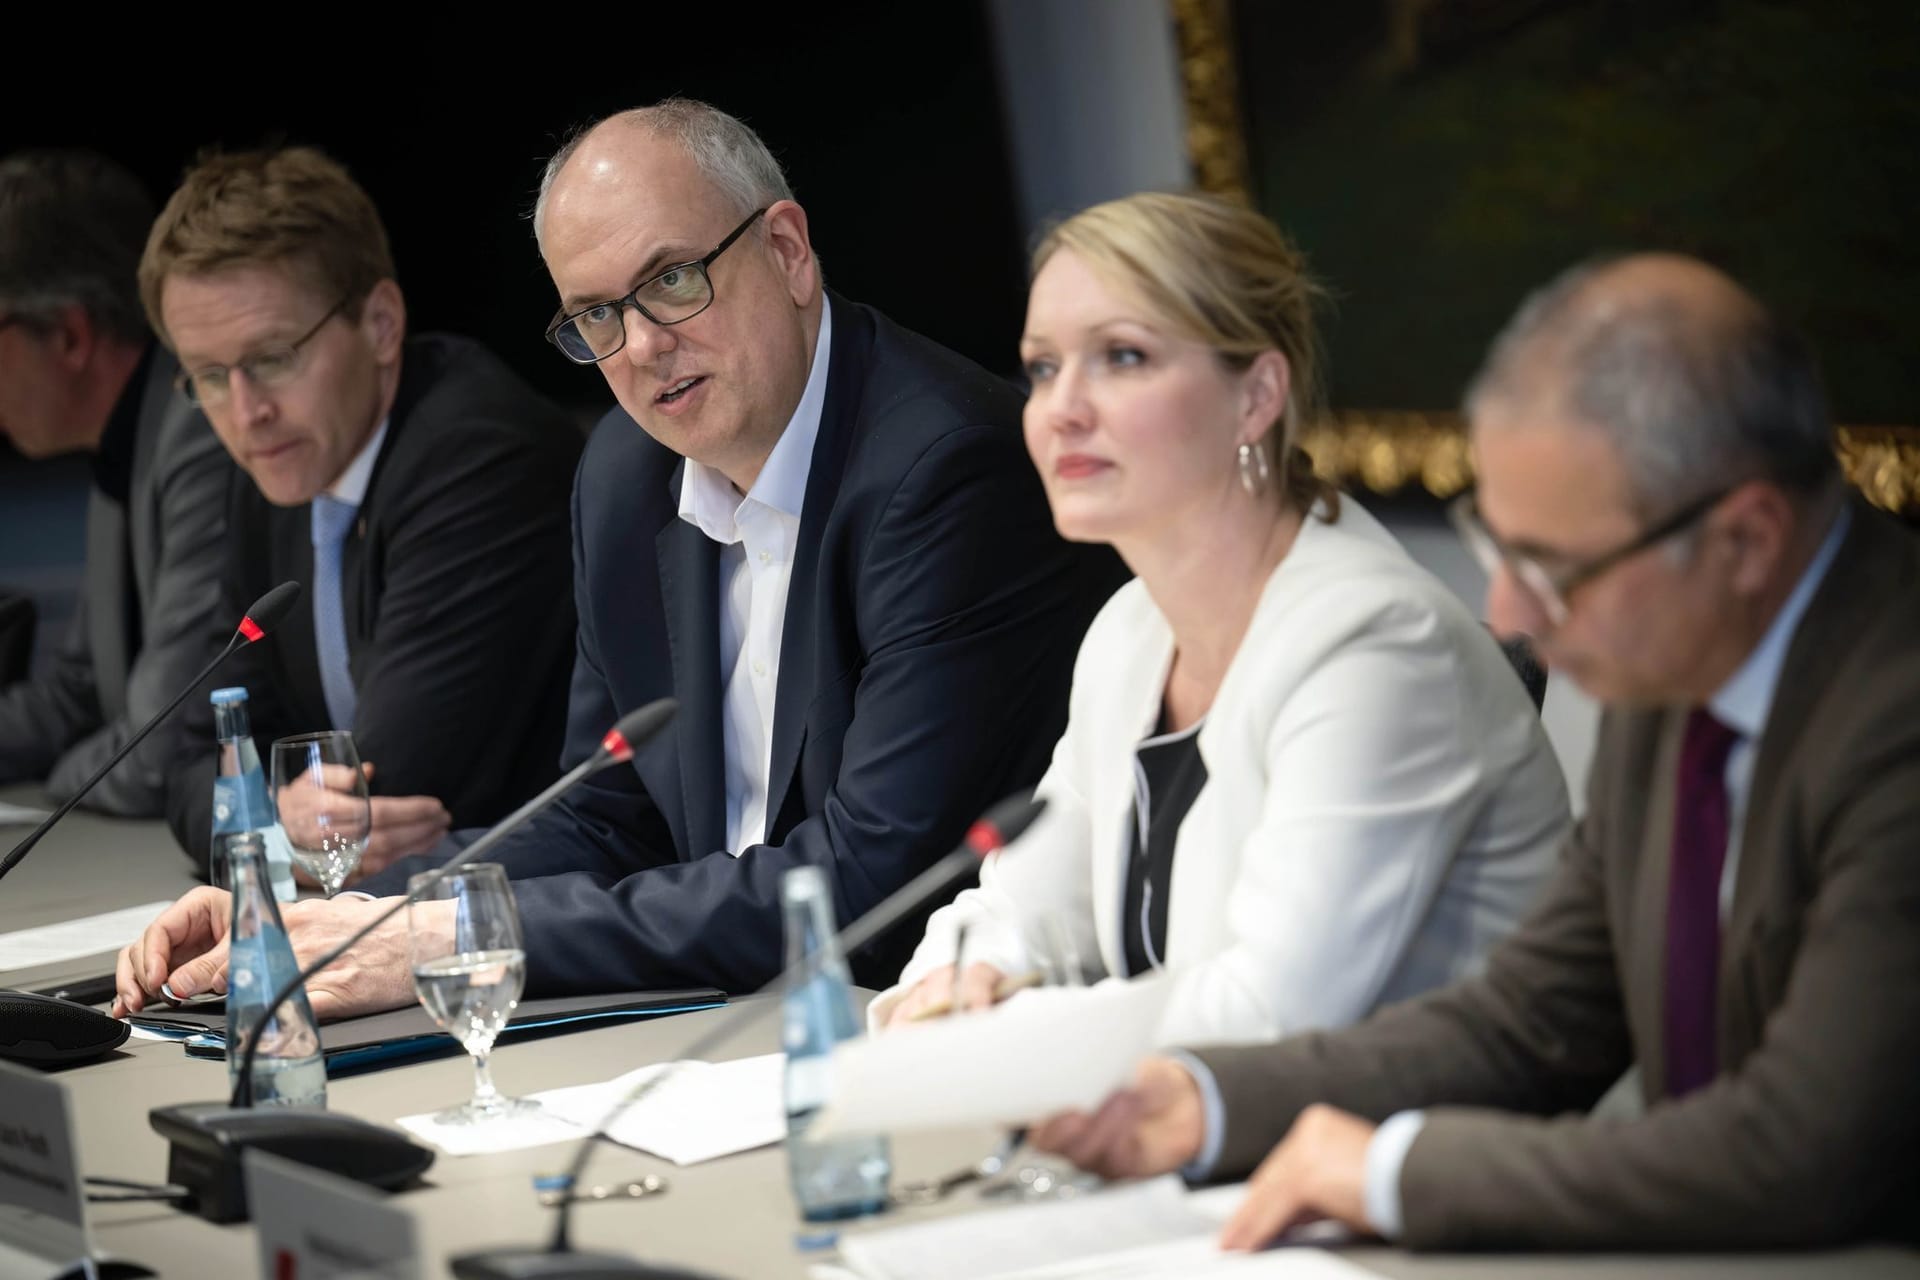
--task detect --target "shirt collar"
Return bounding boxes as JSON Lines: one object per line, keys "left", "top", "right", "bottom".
{"left": 678, "top": 296, "right": 833, "bottom": 543}
{"left": 1708, "top": 504, "right": 1851, "bottom": 739}
{"left": 324, "top": 417, "right": 389, "bottom": 507}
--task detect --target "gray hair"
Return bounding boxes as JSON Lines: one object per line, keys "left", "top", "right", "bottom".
{"left": 1465, "top": 258, "right": 1838, "bottom": 517}
{"left": 0, "top": 150, "right": 155, "bottom": 344}
{"left": 533, "top": 98, "right": 794, "bottom": 244}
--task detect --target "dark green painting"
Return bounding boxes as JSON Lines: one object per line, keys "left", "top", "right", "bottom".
{"left": 1229, "top": 0, "right": 1919, "bottom": 422}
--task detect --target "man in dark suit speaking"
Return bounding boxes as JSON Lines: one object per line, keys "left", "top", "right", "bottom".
{"left": 116, "top": 101, "right": 1115, "bottom": 1016}
{"left": 142, "top": 147, "right": 580, "bottom": 886}
{"left": 1029, "top": 255, "right": 1920, "bottom": 1252}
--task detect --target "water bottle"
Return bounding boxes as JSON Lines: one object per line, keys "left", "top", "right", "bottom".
{"left": 223, "top": 833, "right": 327, "bottom": 1107}
{"left": 209, "top": 687, "right": 296, "bottom": 901}
{"left": 781, "top": 865, "right": 890, "bottom": 1221}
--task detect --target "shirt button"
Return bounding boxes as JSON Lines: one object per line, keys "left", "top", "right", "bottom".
{"left": 758, "top": 549, "right": 771, "bottom": 564}
{"left": 753, "top": 661, "right": 767, "bottom": 678}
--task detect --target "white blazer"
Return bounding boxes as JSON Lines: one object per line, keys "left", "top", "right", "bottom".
{"left": 870, "top": 499, "right": 1571, "bottom": 1047}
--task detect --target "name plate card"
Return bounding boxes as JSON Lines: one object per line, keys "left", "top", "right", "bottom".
{"left": 245, "top": 1150, "right": 420, "bottom": 1280}
{"left": 0, "top": 1059, "right": 86, "bottom": 1275}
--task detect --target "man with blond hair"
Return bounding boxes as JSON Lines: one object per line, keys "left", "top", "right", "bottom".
{"left": 143, "top": 146, "right": 581, "bottom": 886}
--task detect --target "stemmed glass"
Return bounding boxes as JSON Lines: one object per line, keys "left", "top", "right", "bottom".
{"left": 407, "top": 863, "right": 537, "bottom": 1124}
{"left": 991, "top": 916, "right": 1098, "bottom": 1201}
{"left": 896, "top": 916, "right": 1094, "bottom": 1206}
{"left": 270, "top": 731, "right": 370, "bottom": 897}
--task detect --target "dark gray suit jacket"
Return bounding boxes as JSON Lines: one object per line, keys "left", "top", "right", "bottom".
{"left": 0, "top": 349, "right": 233, "bottom": 815}
{"left": 1193, "top": 500, "right": 1920, "bottom": 1250}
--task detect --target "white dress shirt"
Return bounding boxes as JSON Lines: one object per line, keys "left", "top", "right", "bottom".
{"left": 1352, "top": 507, "right": 1853, "bottom": 1238}
{"left": 326, "top": 419, "right": 388, "bottom": 506}
{"left": 675, "top": 299, "right": 832, "bottom": 855}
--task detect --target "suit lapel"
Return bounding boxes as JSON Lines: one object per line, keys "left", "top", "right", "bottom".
{"left": 764, "top": 299, "right": 866, "bottom": 830}
{"left": 82, "top": 492, "right": 131, "bottom": 719}
{"left": 1723, "top": 504, "right": 1882, "bottom": 988}
{"left": 656, "top": 480, "right": 727, "bottom": 860}
{"left": 125, "top": 352, "right": 177, "bottom": 606}
{"left": 268, "top": 505, "right": 328, "bottom": 726}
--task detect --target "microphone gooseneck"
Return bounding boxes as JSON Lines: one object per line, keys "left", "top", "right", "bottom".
{"left": 0, "top": 582, "right": 303, "bottom": 885}
{"left": 533, "top": 794, "right": 1047, "bottom": 1261}
{"left": 229, "top": 698, "right": 678, "bottom": 1107}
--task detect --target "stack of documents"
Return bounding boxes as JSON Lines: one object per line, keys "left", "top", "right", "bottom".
{"left": 830, "top": 1177, "right": 1369, "bottom": 1280}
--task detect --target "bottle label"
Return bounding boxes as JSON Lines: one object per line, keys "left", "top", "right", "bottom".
{"left": 212, "top": 769, "right": 274, "bottom": 834}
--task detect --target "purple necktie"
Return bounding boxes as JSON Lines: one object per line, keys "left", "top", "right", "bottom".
{"left": 1664, "top": 707, "right": 1741, "bottom": 1098}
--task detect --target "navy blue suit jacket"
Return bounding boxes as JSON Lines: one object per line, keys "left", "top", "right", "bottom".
{"left": 365, "top": 297, "right": 1121, "bottom": 993}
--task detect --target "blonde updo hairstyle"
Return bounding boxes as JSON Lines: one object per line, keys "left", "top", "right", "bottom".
{"left": 1031, "top": 191, "right": 1337, "bottom": 518}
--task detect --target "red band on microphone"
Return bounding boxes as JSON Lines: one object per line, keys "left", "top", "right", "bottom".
{"left": 963, "top": 819, "right": 1004, "bottom": 858}
{"left": 600, "top": 729, "right": 634, "bottom": 763}
{"left": 238, "top": 617, "right": 265, "bottom": 644}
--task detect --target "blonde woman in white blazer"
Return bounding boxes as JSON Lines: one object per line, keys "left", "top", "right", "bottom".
{"left": 873, "top": 193, "right": 1570, "bottom": 1048}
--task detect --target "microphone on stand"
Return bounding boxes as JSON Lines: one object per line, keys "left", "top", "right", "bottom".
{"left": 450, "top": 793, "right": 1049, "bottom": 1280}
{"left": 0, "top": 584, "right": 302, "bottom": 1068}
{"left": 148, "top": 698, "right": 679, "bottom": 1224}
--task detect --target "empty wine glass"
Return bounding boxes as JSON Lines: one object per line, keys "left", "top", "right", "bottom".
{"left": 270, "top": 731, "right": 370, "bottom": 897}
{"left": 408, "top": 863, "right": 537, "bottom": 1124}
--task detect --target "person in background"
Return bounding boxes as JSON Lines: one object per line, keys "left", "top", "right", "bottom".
{"left": 0, "top": 149, "right": 232, "bottom": 817}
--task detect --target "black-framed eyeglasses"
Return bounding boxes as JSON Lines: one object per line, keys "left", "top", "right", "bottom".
{"left": 544, "top": 207, "right": 768, "bottom": 366}
{"left": 1450, "top": 485, "right": 1731, "bottom": 626}
{"left": 174, "top": 298, "right": 350, "bottom": 408}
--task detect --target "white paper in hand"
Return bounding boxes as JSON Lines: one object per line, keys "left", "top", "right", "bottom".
{"left": 810, "top": 974, "right": 1174, "bottom": 1139}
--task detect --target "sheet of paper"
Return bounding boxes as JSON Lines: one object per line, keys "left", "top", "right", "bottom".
{"left": 810, "top": 974, "right": 1174, "bottom": 1139}
{"left": 0, "top": 800, "right": 51, "bottom": 827}
{"left": 834, "top": 1176, "right": 1372, "bottom": 1280}
{"left": 0, "top": 901, "right": 171, "bottom": 973}
{"left": 397, "top": 1052, "right": 787, "bottom": 1164}
{"left": 538, "top": 1051, "right": 788, "bottom": 1165}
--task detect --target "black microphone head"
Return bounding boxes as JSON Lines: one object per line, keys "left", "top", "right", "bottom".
{"left": 964, "top": 793, "right": 1048, "bottom": 857}
{"left": 597, "top": 697, "right": 678, "bottom": 763}
{"left": 238, "top": 581, "right": 303, "bottom": 642}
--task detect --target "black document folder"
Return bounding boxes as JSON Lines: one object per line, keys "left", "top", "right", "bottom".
{"left": 130, "top": 988, "right": 727, "bottom": 1075}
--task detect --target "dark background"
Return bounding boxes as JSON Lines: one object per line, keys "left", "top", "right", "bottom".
{"left": 1234, "top": 0, "right": 1920, "bottom": 422}
{"left": 0, "top": 1, "right": 1028, "bottom": 464}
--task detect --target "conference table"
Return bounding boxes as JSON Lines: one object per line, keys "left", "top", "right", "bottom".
{"left": 4, "top": 786, "right": 1915, "bottom": 1279}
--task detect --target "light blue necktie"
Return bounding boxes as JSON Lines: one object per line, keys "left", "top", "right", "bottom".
{"left": 309, "top": 495, "right": 358, "bottom": 729}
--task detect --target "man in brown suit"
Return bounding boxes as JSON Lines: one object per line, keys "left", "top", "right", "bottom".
{"left": 1030, "top": 254, "right": 1920, "bottom": 1251}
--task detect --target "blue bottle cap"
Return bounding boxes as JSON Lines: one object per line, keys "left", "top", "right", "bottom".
{"left": 531, "top": 1174, "right": 573, "bottom": 1192}
{"left": 210, "top": 687, "right": 250, "bottom": 705}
